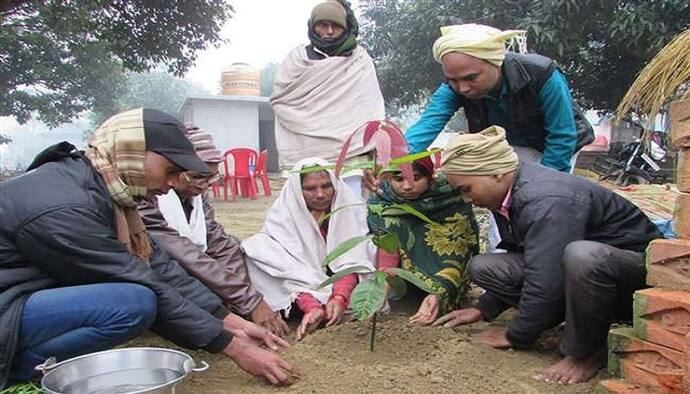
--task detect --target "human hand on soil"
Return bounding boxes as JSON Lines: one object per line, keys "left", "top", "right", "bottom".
{"left": 224, "top": 336, "right": 298, "bottom": 386}
{"left": 250, "top": 300, "right": 290, "bottom": 338}
{"left": 223, "top": 313, "right": 289, "bottom": 352}
{"left": 325, "top": 297, "right": 346, "bottom": 327}
{"left": 296, "top": 307, "right": 326, "bottom": 341}
{"left": 409, "top": 294, "right": 440, "bottom": 325}
{"left": 471, "top": 327, "right": 512, "bottom": 349}
{"left": 432, "top": 307, "right": 483, "bottom": 328}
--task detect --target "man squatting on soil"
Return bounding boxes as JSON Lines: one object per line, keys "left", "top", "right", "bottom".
{"left": 434, "top": 126, "right": 662, "bottom": 384}
{"left": 138, "top": 124, "right": 290, "bottom": 338}
{"left": 0, "top": 109, "right": 298, "bottom": 389}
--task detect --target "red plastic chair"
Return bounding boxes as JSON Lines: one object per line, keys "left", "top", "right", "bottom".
{"left": 253, "top": 149, "right": 272, "bottom": 197}
{"left": 222, "top": 148, "right": 258, "bottom": 200}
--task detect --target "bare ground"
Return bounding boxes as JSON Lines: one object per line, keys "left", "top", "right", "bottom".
{"left": 132, "top": 176, "right": 602, "bottom": 393}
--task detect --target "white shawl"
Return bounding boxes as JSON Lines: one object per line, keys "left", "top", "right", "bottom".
{"left": 242, "top": 158, "right": 375, "bottom": 313}
{"left": 156, "top": 191, "right": 208, "bottom": 251}
{"left": 270, "top": 45, "right": 386, "bottom": 168}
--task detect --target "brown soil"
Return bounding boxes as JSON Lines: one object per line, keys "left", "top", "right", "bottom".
{"left": 130, "top": 177, "right": 601, "bottom": 393}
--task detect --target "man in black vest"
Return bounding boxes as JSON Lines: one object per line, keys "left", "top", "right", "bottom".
{"left": 404, "top": 23, "right": 591, "bottom": 173}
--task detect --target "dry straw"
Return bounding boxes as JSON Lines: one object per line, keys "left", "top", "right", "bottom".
{"left": 616, "top": 28, "right": 690, "bottom": 125}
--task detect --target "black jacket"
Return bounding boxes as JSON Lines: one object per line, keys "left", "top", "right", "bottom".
{"left": 0, "top": 145, "right": 231, "bottom": 388}
{"left": 488, "top": 162, "right": 661, "bottom": 347}
{"left": 461, "top": 52, "right": 593, "bottom": 152}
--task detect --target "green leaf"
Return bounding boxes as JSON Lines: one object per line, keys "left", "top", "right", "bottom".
{"left": 388, "top": 148, "right": 442, "bottom": 166}
{"left": 342, "top": 160, "right": 376, "bottom": 171}
{"left": 350, "top": 279, "right": 386, "bottom": 321}
{"left": 385, "top": 267, "right": 436, "bottom": 293}
{"left": 385, "top": 274, "right": 407, "bottom": 298}
{"left": 372, "top": 233, "right": 399, "bottom": 253}
{"left": 316, "top": 265, "right": 374, "bottom": 289}
{"left": 317, "top": 202, "right": 366, "bottom": 225}
{"left": 323, "top": 235, "right": 373, "bottom": 267}
{"left": 291, "top": 164, "right": 335, "bottom": 174}
{"left": 368, "top": 203, "right": 385, "bottom": 215}
{"left": 381, "top": 204, "right": 436, "bottom": 224}
{"left": 373, "top": 271, "right": 387, "bottom": 284}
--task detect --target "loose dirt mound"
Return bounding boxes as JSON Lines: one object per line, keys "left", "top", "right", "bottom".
{"left": 136, "top": 309, "right": 599, "bottom": 393}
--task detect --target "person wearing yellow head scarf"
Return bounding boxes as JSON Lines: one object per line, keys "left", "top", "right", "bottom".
{"left": 433, "top": 125, "right": 663, "bottom": 385}
{"left": 404, "top": 23, "right": 593, "bottom": 174}
{"left": 0, "top": 109, "right": 298, "bottom": 388}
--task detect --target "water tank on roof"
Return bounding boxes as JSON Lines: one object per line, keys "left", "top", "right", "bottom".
{"left": 221, "top": 63, "right": 260, "bottom": 96}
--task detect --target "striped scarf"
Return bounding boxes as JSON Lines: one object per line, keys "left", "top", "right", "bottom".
{"left": 84, "top": 108, "right": 152, "bottom": 262}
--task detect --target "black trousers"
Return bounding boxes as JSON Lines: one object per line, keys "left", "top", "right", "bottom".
{"left": 468, "top": 240, "right": 646, "bottom": 358}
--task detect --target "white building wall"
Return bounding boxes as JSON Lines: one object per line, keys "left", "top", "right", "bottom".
{"left": 181, "top": 98, "right": 261, "bottom": 154}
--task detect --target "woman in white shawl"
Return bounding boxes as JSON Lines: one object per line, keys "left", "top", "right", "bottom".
{"left": 243, "top": 158, "right": 375, "bottom": 340}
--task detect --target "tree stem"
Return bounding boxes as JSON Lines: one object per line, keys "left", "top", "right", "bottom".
{"left": 369, "top": 312, "right": 377, "bottom": 352}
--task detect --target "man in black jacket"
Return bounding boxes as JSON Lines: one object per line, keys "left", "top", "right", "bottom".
{"left": 433, "top": 126, "right": 662, "bottom": 384}
{"left": 0, "top": 108, "right": 296, "bottom": 389}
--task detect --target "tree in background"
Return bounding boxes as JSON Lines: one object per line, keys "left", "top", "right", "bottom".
{"left": 87, "top": 71, "right": 207, "bottom": 135}
{"left": 359, "top": 0, "right": 689, "bottom": 112}
{"left": 260, "top": 63, "right": 278, "bottom": 97}
{"left": 1, "top": 0, "right": 232, "bottom": 127}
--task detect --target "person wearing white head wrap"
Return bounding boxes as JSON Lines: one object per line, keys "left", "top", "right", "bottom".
{"left": 432, "top": 23, "right": 525, "bottom": 66}
{"left": 436, "top": 127, "right": 661, "bottom": 385}
{"left": 242, "top": 158, "right": 375, "bottom": 341}
{"left": 403, "top": 23, "right": 591, "bottom": 176}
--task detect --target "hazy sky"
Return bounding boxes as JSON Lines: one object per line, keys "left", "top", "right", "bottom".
{"left": 185, "top": 0, "right": 361, "bottom": 93}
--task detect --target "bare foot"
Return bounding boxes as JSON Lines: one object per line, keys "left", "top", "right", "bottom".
{"left": 533, "top": 349, "right": 605, "bottom": 384}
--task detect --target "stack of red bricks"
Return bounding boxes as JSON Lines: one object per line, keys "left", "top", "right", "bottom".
{"left": 600, "top": 99, "right": 690, "bottom": 394}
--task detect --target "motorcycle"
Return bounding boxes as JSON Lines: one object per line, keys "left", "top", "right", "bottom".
{"left": 593, "top": 130, "right": 675, "bottom": 186}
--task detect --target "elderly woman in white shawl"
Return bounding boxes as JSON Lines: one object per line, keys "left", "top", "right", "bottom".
{"left": 243, "top": 158, "right": 375, "bottom": 340}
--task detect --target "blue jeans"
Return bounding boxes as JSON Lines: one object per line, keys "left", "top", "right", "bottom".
{"left": 9, "top": 283, "right": 157, "bottom": 382}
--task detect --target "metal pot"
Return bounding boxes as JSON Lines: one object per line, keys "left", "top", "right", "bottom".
{"left": 35, "top": 347, "right": 209, "bottom": 394}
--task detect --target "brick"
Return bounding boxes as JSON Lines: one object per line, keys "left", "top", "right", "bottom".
{"left": 677, "top": 148, "right": 690, "bottom": 193}
{"left": 685, "top": 333, "right": 689, "bottom": 394}
{"left": 633, "top": 288, "right": 690, "bottom": 352}
{"left": 673, "top": 192, "right": 690, "bottom": 239}
{"left": 607, "top": 327, "right": 684, "bottom": 393}
{"left": 598, "top": 378, "right": 660, "bottom": 393}
{"left": 670, "top": 99, "right": 690, "bottom": 149}
{"left": 646, "top": 239, "right": 690, "bottom": 291}
{"left": 619, "top": 359, "right": 684, "bottom": 393}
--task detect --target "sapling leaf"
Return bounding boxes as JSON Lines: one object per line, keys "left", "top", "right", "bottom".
{"left": 373, "top": 270, "right": 387, "bottom": 285}
{"left": 385, "top": 275, "right": 408, "bottom": 298}
{"left": 363, "top": 120, "right": 381, "bottom": 146}
{"left": 342, "top": 160, "right": 376, "bottom": 171}
{"left": 316, "top": 265, "right": 374, "bottom": 289}
{"left": 292, "top": 164, "right": 335, "bottom": 174}
{"left": 350, "top": 278, "right": 387, "bottom": 321}
{"left": 318, "top": 202, "right": 367, "bottom": 225}
{"left": 381, "top": 204, "right": 436, "bottom": 224}
{"left": 322, "top": 235, "right": 374, "bottom": 267}
{"left": 372, "top": 232, "right": 399, "bottom": 253}
{"left": 368, "top": 203, "right": 385, "bottom": 215}
{"left": 388, "top": 148, "right": 443, "bottom": 166}
{"left": 385, "top": 267, "right": 436, "bottom": 294}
